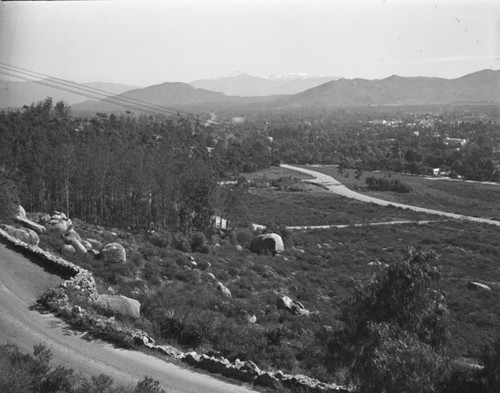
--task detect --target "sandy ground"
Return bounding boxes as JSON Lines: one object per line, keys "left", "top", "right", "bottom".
{"left": 281, "top": 164, "right": 500, "bottom": 227}
{"left": 0, "top": 242, "right": 257, "bottom": 393}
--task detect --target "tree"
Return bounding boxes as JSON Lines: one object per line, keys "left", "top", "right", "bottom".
{"left": 327, "top": 248, "right": 448, "bottom": 392}
{"left": 0, "top": 177, "right": 20, "bottom": 222}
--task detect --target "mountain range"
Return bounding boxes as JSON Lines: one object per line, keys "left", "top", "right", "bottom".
{"left": 2, "top": 70, "right": 499, "bottom": 115}
{"left": 277, "top": 69, "right": 500, "bottom": 108}
{"left": 189, "top": 72, "right": 339, "bottom": 96}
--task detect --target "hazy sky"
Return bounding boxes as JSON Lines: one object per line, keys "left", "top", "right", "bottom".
{"left": 1, "top": 0, "right": 499, "bottom": 86}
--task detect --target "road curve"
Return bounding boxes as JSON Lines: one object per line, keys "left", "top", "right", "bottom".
{"left": 0, "top": 242, "right": 257, "bottom": 393}
{"left": 282, "top": 164, "right": 500, "bottom": 227}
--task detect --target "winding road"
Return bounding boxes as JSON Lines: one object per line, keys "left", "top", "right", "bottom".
{"left": 0, "top": 242, "right": 256, "bottom": 393}
{"left": 282, "top": 164, "right": 500, "bottom": 227}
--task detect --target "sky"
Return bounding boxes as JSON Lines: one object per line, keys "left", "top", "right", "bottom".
{"left": 0, "top": 0, "right": 499, "bottom": 87}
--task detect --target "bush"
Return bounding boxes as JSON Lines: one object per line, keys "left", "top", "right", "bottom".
{"left": 172, "top": 232, "right": 191, "bottom": 252}
{"left": 365, "top": 176, "right": 412, "bottom": 193}
{"left": 190, "top": 231, "right": 210, "bottom": 253}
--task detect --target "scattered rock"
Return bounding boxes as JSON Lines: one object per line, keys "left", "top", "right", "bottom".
{"left": 93, "top": 294, "right": 141, "bottom": 319}
{"left": 216, "top": 282, "right": 232, "bottom": 298}
{"left": 468, "top": 281, "right": 492, "bottom": 291}
{"left": 81, "top": 240, "right": 93, "bottom": 251}
{"left": 66, "top": 237, "right": 87, "bottom": 255}
{"left": 86, "top": 238, "right": 102, "bottom": 250}
{"left": 65, "top": 229, "right": 81, "bottom": 242}
{"left": 249, "top": 233, "right": 284, "bottom": 256}
{"left": 101, "top": 242, "right": 127, "bottom": 264}
{"left": 277, "top": 294, "right": 310, "bottom": 316}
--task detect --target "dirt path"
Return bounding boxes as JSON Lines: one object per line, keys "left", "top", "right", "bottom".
{"left": 0, "top": 242, "right": 257, "bottom": 393}
{"left": 281, "top": 164, "right": 500, "bottom": 227}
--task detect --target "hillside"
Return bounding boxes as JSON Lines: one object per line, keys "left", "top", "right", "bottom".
{"left": 276, "top": 69, "right": 500, "bottom": 108}
{"left": 190, "top": 72, "right": 338, "bottom": 96}
{"left": 0, "top": 79, "right": 139, "bottom": 109}
{"left": 72, "top": 81, "right": 247, "bottom": 114}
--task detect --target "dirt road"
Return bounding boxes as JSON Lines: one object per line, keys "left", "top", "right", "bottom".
{"left": 0, "top": 242, "right": 256, "bottom": 393}
{"left": 281, "top": 164, "right": 500, "bottom": 227}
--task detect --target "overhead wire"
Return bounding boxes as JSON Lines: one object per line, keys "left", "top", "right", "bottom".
{"left": 0, "top": 63, "right": 199, "bottom": 119}
{"left": 0, "top": 62, "right": 197, "bottom": 118}
{"left": 0, "top": 62, "right": 230, "bottom": 126}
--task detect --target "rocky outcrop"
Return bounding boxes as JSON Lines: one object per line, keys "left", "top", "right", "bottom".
{"left": 1, "top": 225, "right": 40, "bottom": 246}
{"left": 277, "top": 294, "right": 310, "bottom": 316}
{"left": 100, "top": 242, "right": 127, "bottom": 264}
{"left": 94, "top": 294, "right": 141, "bottom": 319}
{"left": 62, "top": 271, "right": 99, "bottom": 301}
{"left": 249, "top": 233, "right": 284, "bottom": 256}
{"left": 45, "top": 211, "right": 73, "bottom": 235}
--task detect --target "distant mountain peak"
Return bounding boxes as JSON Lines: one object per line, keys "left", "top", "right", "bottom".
{"left": 268, "top": 73, "right": 310, "bottom": 80}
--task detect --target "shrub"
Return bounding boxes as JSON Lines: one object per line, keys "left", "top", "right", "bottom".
{"left": 190, "top": 231, "right": 210, "bottom": 253}
{"left": 172, "top": 232, "right": 191, "bottom": 252}
{"left": 365, "top": 176, "right": 412, "bottom": 193}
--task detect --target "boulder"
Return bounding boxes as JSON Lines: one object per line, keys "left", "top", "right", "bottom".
{"left": 61, "top": 244, "right": 76, "bottom": 257}
{"left": 15, "top": 205, "right": 26, "bottom": 219}
{"left": 277, "top": 294, "right": 310, "bottom": 316}
{"left": 216, "top": 282, "right": 232, "bottom": 298}
{"left": 65, "top": 229, "right": 81, "bottom": 242}
{"left": 468, "top": 281, "right": 492, "bottom": 291}
{"left": 67, "top": 237, "right": 87, "bottom": 255}
{"left": 255, "top": 372, "right": 281, "bottom": 390}
{"left": 93, "top": 294, "right": 141, "bottom": 319}
{"left": 14, "top": 215, "right": 47, "bottom": 234}
{"left": 86, "top": 238, "right": 102, "bottom": 250}
{"left": 81, "top": 240, "right": 93, "bottom": 251}
{"left": 206, "top": 272, "right": 216, "bottom": 281}
{"left": 1, "top": 225, "right": 40, "bottom": 246}
{"left": 249, "top": 233, "right": 284, "bottom": 256}
{"left": 101, "top": 242, "right": 126, "bottom": 264}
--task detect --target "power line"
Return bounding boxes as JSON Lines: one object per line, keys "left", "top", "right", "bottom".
{"left": 0, "top": 63, "right": 196, "bottom": 119}
{"left": 0, "top": 63, "right": 230, "bottom": 126}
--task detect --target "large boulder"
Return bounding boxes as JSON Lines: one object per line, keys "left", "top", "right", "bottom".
{"left": 13, "top": 206, "right": 46, "bottom": 234}
{"left": 93, "top": 294, "right": 141, "bottom": 319}
{"left": 249, "top": 233, "right": 284, "bottom": 256}
{"left": 100, "top": 242, "right": 127, "bottom": 264}
{"left": 1, "top": 225, "right": 40, "bottom": 246}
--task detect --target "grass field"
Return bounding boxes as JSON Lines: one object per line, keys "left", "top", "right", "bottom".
{"left": 239, "top": 188, "right": 439, "bottom": 227}
{"left": 298, "top": 165, "right": 500, "bottom": 221}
